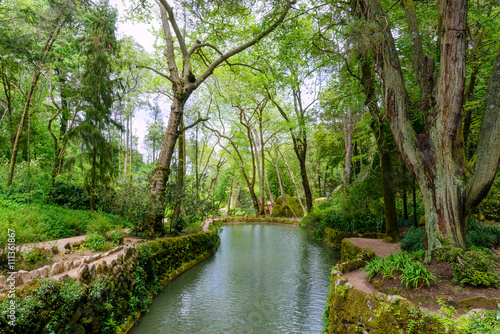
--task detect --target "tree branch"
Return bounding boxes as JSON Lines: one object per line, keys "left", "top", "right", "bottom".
{"left": 178, "top": 117, "right": 209, "bottom": 134}
{"left": 195, "top": 0, "right": 295, "bottom": 86}
{"left": 140, "top": 65, "right": 174, "bottom": 83}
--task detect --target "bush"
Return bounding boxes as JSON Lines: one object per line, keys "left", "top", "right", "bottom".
{"left": 466, "top": 218, "right": 500, "bottom": 248}
{"left": 400, "top": 227, "right": 425, "bottom": 252}
{"left": 443, "top": 247, "right": 500, "bottom": 288}
{"left": 322, "top": 211, "right": 385, "bottom": 233}
{"left": 173, "top": 216, "right": 187, "bottom": 232}
{"left": 107, "top": 230, "right": 124, "bottom": 244}
{"left": 50, "top": 176, "right": 89, "bottom": 210}
{"left": 85, "top": 233, "right": 106, "bottom": 251}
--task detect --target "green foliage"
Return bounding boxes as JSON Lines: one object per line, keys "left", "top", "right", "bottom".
{"left": 107, "top": 230, "right": 124, "bottom": 245}
{"left": 364, "top": 252, "right": 436, "bottom": 289}
{"left": 173, "top": 215, "right": 187, "bottom": 232}
{"left": 442, "top": 247, "right": 500, "bottom": 288}
{"left": 85, "top": 233, "right": 106, "bottom": 251}
{"left": 400, "top": 261, "right": 437, "bottom": 289}
{"left": 50, "top": 176, "right": 89, "bottom": 210}
{"left": 401, "top": 219, "right": 500, "bottom": 252}
{"left": 466, "top": 218, "right": 500, "bottom": 248}
{"left": 464, "top": 308, "right": 500, "bottom": 334}
{"left": 400, "top": 227, "right": 426, "bottom": 252}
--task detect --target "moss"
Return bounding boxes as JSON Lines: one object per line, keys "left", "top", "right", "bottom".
{"left": 325, "top": 271, "right": 451, "bottom": 333}
{"left": 271, "top": 194, "right": 303, "bottom": 217}
{"left": 322, "top": 228, "right": 384, "bottom": 250}
{"left": 0, "top": 232, "right": 220, "bottom": 334}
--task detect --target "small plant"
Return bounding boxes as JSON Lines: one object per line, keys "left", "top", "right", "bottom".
{"left": 400, "top": 261, "right": 437, "bottom": 289}
{"left": 400, "top": 227, "right": 425, "bottom": 252}
{"left": 364, "top": 256, "right": 385, "bottom": 280}
{"left": 85, "top": 233, "right": 106, "bottom": 251}
{"left": 107, "top": 230, "right": 124, "bottom": 244}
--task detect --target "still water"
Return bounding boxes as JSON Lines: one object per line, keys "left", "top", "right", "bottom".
{"left": 130, "top": 223, "right": 339, "bottom": 334}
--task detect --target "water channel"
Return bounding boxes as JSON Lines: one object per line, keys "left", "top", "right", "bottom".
{"left": 130, "top": 223, "right": 340, "bottom": 334}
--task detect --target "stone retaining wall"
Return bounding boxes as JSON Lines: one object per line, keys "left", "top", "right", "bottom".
{"left": 322, "top": 228, "right": 384, "bottom": 250}
{"left": 324, "top": 239, "right": 450, "bottom": 333}
{"left": 0, "top": 231, "right": 220, "bottom": 334}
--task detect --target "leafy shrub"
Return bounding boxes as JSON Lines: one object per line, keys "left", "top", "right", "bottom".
{"left": 107, "top": 230, "right": 124, "bottom": 244}
{"left": 364, "top": 251, "right": 436, "bottom": 289}
{"left": 322, "top": 211, "right": 385, "bottom": 233}
{"left": 443, "top": 247, "right": 500, "bottom": 287}
{"left": 400, "top": 227, "right": 426, "bottom": 252}
{"left": 85, "top": 233, "right": 106, "bottom": 251}
{"left": 466, "top": 218, "right": 500, "bottom": 248}
{"left": 173, "top": 216, "right": 187, "bottom": 232}
{"left": 400, "top": 261, "right": 437, "bottom": 289}
{"left": 50, "top": 176, "right": 89, "bottom": 210}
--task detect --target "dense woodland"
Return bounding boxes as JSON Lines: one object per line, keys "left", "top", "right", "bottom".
{"left": 1, "top": 0, "right": 499, "bottom": 257}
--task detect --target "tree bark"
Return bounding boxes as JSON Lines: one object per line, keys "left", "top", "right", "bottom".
{"left": 360, "top": 0, "right": 500, "bottom": 255}
{"left": 343, "top": 108, "right": 353, "bottom": 195}
{"left": 278, "top": 148, "right": 306, "bottom": 215}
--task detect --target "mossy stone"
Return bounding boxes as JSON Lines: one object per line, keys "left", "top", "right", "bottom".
{"left": 271, "top": 194, "right": 303, "bottom": 217}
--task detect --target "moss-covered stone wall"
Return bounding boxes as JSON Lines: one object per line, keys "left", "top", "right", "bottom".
{"left": 325, "top": 238, "right": 456, "bottom": 333}
{"left": 0, "top": 232, "right": 220, "bottom": 334}
{"left": 219, "top": 216, "right": 299, "bottom": 225}
{"left": 322, "top": 227, "right": 384, "bottom": 250}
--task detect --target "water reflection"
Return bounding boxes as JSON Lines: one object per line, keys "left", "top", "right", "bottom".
{"left": 130, "top": 224, "right": 339, "bottom": 334}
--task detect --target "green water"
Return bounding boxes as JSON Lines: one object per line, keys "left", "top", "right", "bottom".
{"left": 130, "top": 223, "right": 340, "bottom": 334}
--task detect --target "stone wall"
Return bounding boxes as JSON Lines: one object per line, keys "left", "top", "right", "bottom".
{"left": 324, "top": 240, "right": 450, "bottom": 333}
{"left": 218, "top": 216, "right": 300, "bottom": 224}
{"left": 0, "top": 231, "right": 219, "bottom": 334}
{"left": 322, "top": 228, "right": 384, "bottom": 250}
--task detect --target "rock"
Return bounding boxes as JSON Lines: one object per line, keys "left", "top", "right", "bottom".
{"left": 51, "top": 245, "right": 60, "bottom": 255}
{"left": 73, "top": 259, "right": 83, "bottom": 268}
{"left": 18, "top": 270, "right": 30, "bottom": 284}
{"left": 39, "top": 266, "right": 50, "bottom": 278}
{"left": 52, "top": 261, "right": 65, "bottom": 275}
{"left": 58, "top": 274, "right": 70, "bottom": 282}
{"left": 77, "top": 264, "right": 91, "bottom": 283}
{"left": 0, "top": 276, "right": 6, "bottom": 290}
{"left": 271, "top": 194, "right": 303, "bottom": 218}
{"left": 28, "top": 269, "right": 40, "bottom": 280}
{"left": 89, "top": 264, "right": 96, "bottom": 281}
{"left": 116, "top": 253, "right": 123, "bottom": 265}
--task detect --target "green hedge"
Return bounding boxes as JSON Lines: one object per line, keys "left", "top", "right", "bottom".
{"left": 0, "top": 231, "right": 219, "bottom": 334}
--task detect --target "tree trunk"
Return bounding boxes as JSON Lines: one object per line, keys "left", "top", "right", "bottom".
{"left": 172, "top": 116, "right": 186, "bottom": 225}
{"left": 278, "top": 148, "right": 306, "bottom": 215}
{"left": 344, "top": 108, "right": 353, "bottom": 195}
{"left": 6, "top": 71, "right": 41, "bottom": 187}
{"left": 227, "top": 177, "right": 234, "bottom": 215}
{"left": 360, "top": 0, "right": 500, "bottom": 254}
{"left": 360, "top": 60, "right": 399, "bottom": 238}
{"left": 150, "top": 95, "right": 190, "bottom": 198}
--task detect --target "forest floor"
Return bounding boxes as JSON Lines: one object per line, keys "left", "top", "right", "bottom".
{"left": 344, "top": 238, "right": 500, "bottom": 316}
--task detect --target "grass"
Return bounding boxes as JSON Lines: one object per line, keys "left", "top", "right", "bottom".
{"left": 0, "top": 196, "right": 131, "bottom": 248}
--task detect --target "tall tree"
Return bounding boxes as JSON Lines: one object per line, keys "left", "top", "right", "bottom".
{"left": 141, "top": 0, "right": 295, "bottom": 229}
{"left": 355, "top": 0, "right": 500, "bottom": 254}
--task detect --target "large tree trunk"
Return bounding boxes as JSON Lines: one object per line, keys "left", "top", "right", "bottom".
{"left": 172, "top": 116, "right": 186, "bottom": 226}
{"left": 360, "top": 0, "right": 500, "bottom": 255}
{"left": 149, "top": 95, "right": 190, "bottom": 198}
